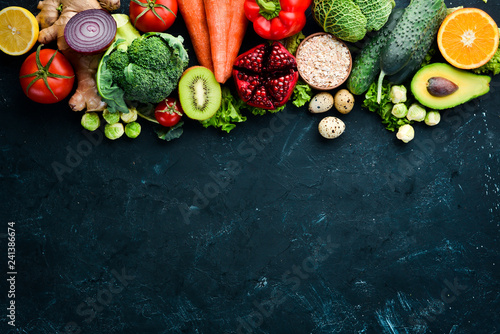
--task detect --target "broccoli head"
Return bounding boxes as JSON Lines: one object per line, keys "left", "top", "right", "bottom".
{"left": 98, "top": 19, "right": 189, "bottom": 112}
{"left": 127, "top": 36, "right": 172, "bottom": 71}
{"left": 107, "top": 50, "right": 129, "bottom": 87}
{"left": 122, "top": 64, "right": 180, "bottom": 104}
{"left": 117, "top": 34, "right": 188, "bottom": 104}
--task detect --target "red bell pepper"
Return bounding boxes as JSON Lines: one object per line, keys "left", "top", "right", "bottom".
{"left": 244, "top": 0, "right": 312, "bottom": 40}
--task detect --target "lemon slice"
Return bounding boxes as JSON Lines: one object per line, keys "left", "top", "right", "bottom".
{"left": 0, "top": 6, "right": 39, "bottom": 56}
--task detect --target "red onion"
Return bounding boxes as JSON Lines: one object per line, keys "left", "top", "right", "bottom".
{"left": 64, "top": 9, "right": 117, "bottom": 55}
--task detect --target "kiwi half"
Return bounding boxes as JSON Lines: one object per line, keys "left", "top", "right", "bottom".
{"left": 178, "top": 66, "right": 221, "bottom": 121}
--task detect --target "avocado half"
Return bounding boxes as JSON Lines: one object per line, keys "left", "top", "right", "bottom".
{"left": 411, "top": 63, "right": 491, "bottom": 110}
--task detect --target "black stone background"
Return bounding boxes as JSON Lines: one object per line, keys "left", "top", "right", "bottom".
{"left": 1, "top": 0, "right": 499, "bottom": 333}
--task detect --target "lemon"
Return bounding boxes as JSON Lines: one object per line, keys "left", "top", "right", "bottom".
{"left": 0, "top": 6, "right": 39, "bottom": 56}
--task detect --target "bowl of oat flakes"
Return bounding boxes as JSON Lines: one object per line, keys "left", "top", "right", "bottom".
{"left": 295, "top": 32, "right": 352, "bottom": 90}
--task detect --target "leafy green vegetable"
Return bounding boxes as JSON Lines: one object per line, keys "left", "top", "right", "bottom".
{"left": 135, "top": 103, "right": 158, "bottom": 124}
{"left": 354, "top": 0, "right": 395, "bottom": 32}
{"left": 292, "top": 80, "right": 313, "bottom": 107}
{"left": 363, "top": 81, "right": 411, "bottom": 132}
{"left": 155, "top": 121, "right": 184, "bottom": 141}
{"left": 312, "top": 0, "right": 367, "bottom": 43}
{"left": 473, "top": 46, "right": 500, "bottom": 76}
{"left": 283, "top": 31, "right": 306, "bottom": 55}
{"left": 200, "top": 87, "right": 247, "bottom": 133}
{"left": 96, "top": 48, "right": 129, "bottom": 114}
{"left": 248, "top": 104, "right": 286, "bottom": 116}
{"left": 312, "top": 0, "right": 395, "bottom": 42}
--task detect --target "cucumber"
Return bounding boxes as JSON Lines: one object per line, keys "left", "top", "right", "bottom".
{"left": 346, "top": 8, "right": 404, "bottom": 95}
{"left": 386, "top": 45, "right": 434, "bottom": 84}
{"left": 376, "top": 0, "right": 447, "bottom": 103}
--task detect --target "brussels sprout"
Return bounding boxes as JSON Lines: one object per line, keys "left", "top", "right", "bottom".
{"left": 105, "top": 123, "right": 124, "bottom": 140}
{"left": 125, "top": 122, "right": 141, "bottom": 138}
{"left": 103, "top": 108, "right": 120, "bottom": 124}
{"left": 390, "top": 85, "right": 407, "bottom": 104}
{"left": 81, "top": 112, "right": 100, "bottom": 131}
{"left": 391, "top": 103, "right": 408, "bottom": 118}
{"left": 406, "top": 103, "right": 426, "bottom": 122}
{"left": 396, "top": 124, "right": 415, "bottom": 143}
{"left": 121, "top": 107, "right": 138, "bottom": 123}
{"left": 425, "top": 111, "right": 441, "bottom": 126}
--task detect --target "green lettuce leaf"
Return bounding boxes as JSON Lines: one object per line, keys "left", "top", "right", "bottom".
{"left": 200, "top": 87, "right": 247, "bottom": 133}
{"left": 292, "top": 79, "right": 313, "bottom": 107}
{"left": 248, "top": 104, "right": 286, "bottom": 116}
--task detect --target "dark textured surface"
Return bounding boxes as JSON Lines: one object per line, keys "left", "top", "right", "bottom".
{"left": 1, "top": 0, "right": 499, "bottom": 333}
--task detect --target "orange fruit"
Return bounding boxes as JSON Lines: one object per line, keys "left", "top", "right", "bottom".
{"left": 437, "top": 8, "right": 499, "bottom": 69}
{"left": 0, "top": 6, "right": 39, "bottom": 56}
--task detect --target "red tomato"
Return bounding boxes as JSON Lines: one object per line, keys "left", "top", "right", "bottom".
{"left": 155, "top": 97, "right": 183, "bottom": 127}
{"left": 129, "top": 0, "right": 178, "bottom": 33}
{"left": 19, "top": 45, "right": 75, "bottom": 104}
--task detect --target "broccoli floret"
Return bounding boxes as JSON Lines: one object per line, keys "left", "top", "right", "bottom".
{"left": 122, "top": 64, "right": 179, "bottom": 104}
{"left": 128, "top": 36, "right": 172, "bottom": 71}
{"left": 107, "top": 50, "right": 129, "bottom": 87}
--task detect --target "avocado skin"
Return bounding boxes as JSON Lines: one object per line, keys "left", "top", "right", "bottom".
{"left": 411, "top": 63, "right": 491, "bottom": 110}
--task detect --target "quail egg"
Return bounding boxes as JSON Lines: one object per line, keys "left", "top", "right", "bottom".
{"left": 309, "top": 92, "right": 334, "bottom": 114}
{"left": 334, "top": 89, "right": 355, "bottom": 114}
{"left": 318, "top": 116, "right": 345, "bottom": 139}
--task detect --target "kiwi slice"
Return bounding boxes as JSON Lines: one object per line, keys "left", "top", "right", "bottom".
{"left": 178, "top": 66, "right": 221, "bottom": 121}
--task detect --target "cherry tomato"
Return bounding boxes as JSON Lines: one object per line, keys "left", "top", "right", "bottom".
{"left": 129, "top": 0, "right": 178, "bottom": 33}
{"left": 19, "top": 45, "right": 75, "bottom": 104}
{"left": 155, "top": 97, "right": 183, "bottom": 127}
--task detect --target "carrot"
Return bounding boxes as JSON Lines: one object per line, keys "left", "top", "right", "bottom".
{"left": 204, "top": 0, "right": 230, "bottom": 83}
{"left": 177, "top": 0, "right": 213, "bottom": 72}
{"left": 222, "top": 0, "right": 248, "bottom": 83}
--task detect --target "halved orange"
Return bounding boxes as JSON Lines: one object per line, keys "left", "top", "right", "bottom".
{"left": 0, "top": 6, "right": 39, "bottom": 56}
{"left": 437, "top": 8, "right": 499, "bottom": 70}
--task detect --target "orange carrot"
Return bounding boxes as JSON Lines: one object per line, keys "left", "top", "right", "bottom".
{"left": 222, "top": 0, "right": 248, "bottom": 83}
{"left": 204, "top": 0, "right": 230, "bottom": 83}
{"left": 177, "top": 0, "right": 213, "bottom": 72}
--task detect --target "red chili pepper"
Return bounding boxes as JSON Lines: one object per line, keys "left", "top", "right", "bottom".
{"left": 244, "top": 0, "right": 312, "bottom": 40}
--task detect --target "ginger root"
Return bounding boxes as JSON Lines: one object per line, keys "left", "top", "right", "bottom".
{"left": 36, "top": 0, "right": 121, "bottom": 111}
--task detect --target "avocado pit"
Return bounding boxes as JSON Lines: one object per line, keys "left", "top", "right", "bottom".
{"left": 427, "top": 76, "right": 459, "bottom": 97}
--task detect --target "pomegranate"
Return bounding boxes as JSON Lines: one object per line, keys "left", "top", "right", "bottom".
{"left": 233, "top": 42, "right": 299, "bottom": 110}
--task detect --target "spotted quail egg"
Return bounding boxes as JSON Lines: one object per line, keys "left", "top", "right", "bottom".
{"left": 309, "top": 92, "right": 334, "bottom": 113}
{"left": 318, "top": 117, "right": 345, "bottom": 139}
{"left": 334, "top": 89, "right": 355, "bottom": 114}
